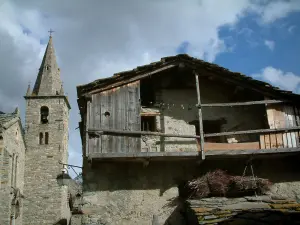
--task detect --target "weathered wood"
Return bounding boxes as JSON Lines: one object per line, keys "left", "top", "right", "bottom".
{"left": 204, "top": 126, "right": 300, "bottom": 137}
{"left": 87, "top": 81, "right": 141, "bottom": 154}
{"left": 200, "top": 99, "right": 285, "bottom": 107}
{"left": 86, "top": 101, "right": 91, "bottom": 155}
{"left": 265, "top": 134, "right": 271, "bottom": 149}
{"left": 85, "top": 64, "right": 176, "bottom": 95}
{"left": 88, "top": 126, "right": 300, "bottom": 139}
{"left": 195, "top": 72, "right": 205, "bottom": 160}
{"left": 88, "top": 147, "right": 300, "bottom": 159}
{"left": 204, "top": 142, "right": 260, "bottom": 150}
{"left": 88, "top": 128, "right": 199, "bottom": 138}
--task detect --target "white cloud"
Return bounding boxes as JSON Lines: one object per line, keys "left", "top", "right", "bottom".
{"left": 0, "top": 0, "right": 299, "bottom": 171}
{"left": 252, "top": 67, "right": 300, "bottom": 93}
{"left": 264, "top": 40, "right": 275, "bottom": 50}
{"left": 252, "top": 0, "right": 300, "bottom": 24}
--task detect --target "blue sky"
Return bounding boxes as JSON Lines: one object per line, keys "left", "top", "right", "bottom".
{"left": 217, "top": 12, "right": 300, "bottom": 76}
{"left": 0, "top": 0, "right": 300, "bottom": 176}
{"left": 177, "top": 11, "right": 300, "bottom": 93}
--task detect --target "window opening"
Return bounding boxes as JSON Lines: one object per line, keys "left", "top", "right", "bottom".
{"left": 45, "top": 132, "right": 49, "bottom": 145}
{"left": 14, "top": 156, "right": 18, "bottom": 187}
{"left": 39, "top": 132, "right": 44, "bottom": 145}
{"left": 40, "top": 106, "right": 49, "bottom": 124}
{"left": 141, "top": 116, "right": 156, "bottom": 132}
{"left": 11, "top": 154, "right": 15, "bottom": 186}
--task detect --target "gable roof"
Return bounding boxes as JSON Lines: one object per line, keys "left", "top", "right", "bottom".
{"left": 77, "top": 54, "right": 300, "bottom": 102}
{"left": 0, "top": 109, "right": 22, "bottom": 136}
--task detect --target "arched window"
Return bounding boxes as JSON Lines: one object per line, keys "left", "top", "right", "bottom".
{"left": 39, "top": 132, "right": 43, "bottom": 144}
{"left": 45, "top": 132, "right": 49, "bottom": 145}
{"left": 40, "top": 106, "right": 49, "bottom": 124}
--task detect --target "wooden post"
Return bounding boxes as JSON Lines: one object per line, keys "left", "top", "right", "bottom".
{"left": 85, "top": 100, "right": 91, "bottom": 156}
{"left": 195, "top": 72, "right": 205, "bottom": 160}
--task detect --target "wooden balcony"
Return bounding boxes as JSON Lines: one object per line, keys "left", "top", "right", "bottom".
{"left": 86, "top": 127, "right": 300, "bottom": 161}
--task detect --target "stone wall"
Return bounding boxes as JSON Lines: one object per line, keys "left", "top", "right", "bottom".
{"left": 0, "top": 121, "right": 26, "bottom": 225}
{"left": 23, "top": 97, "right": 70, "bottom": 225}
{"left": 141, "top": 77, "right": 266, "bottom": 152}
{"left": 165, "top": 196, "right": 300, "bottom": 225}
{"left": 81, "top": 154, "right": 300, "bottom": 225}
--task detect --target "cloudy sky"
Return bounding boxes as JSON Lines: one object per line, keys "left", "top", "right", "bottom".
{"left": 0, "top": 0, "right": 300, "bottom": 176}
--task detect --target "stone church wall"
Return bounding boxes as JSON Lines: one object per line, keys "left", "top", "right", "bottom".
{"left": 0, "top": 121, "right": 26, "bottom": 225}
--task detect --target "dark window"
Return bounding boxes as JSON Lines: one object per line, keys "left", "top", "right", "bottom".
{"left": 45, "top": 132, "right": 49, "bottom": 145}
{"left": 40, "top": 106, "right": 49, "bottom": 124}
{"left": 39, "top": 132, "right": 43, "bottom": 144}
{"left": 141, "top": 116, "right": 156, "bottom": 131}
{"left": 14, "top": 156, "right": 18, "bottom": 187}
{"left": 140, "top": 78, "right": 156, "bottom": 106}
{"left": 11, "top": 154, "right": 15, "bottom": 186}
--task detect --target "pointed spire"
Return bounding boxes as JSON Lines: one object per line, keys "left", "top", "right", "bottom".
{"left": 32, "top": 33, "right": 63, "bottom": 96}
{"left": 14, "top": 107, "right": 20, "bottom": 116}
{"left": 26, "top": 83, "right": 31, "bottom": 96}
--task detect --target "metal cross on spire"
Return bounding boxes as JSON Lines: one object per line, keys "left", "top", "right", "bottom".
{"left": 48, "top": 29, "right": 55, "bottom": 37}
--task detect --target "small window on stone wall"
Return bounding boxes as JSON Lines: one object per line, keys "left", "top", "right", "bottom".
{"left": 141, "top": 116, "right": 156, "bottom": 131}
{"left": 40, "top": 106, "right": 49, "bottom": 124}
{"left": 39, "top": 132, "right": 43, "bottom": 145}
{"left": 45, "top": 132, "right": 49, "bottom": 145}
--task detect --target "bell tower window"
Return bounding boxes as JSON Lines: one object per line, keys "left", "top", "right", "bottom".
{"left": 40, "top": 106, "right": 49, "bottom": 124}
{"left": 45, "top": 132, "right": 49, "bottom": 145}
{"left": 39, "top": 132, "right": 44, "bottom": 144}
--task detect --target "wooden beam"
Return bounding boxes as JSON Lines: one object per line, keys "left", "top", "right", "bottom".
{"left": 200, "top": 99, "right": 285, "bottom": 107}
{"left": 204, "top": 126, "right": 300, "bottom": 137}
{"left": 195, "top": 72, "right": 205, "bottom": 160}
{"left": 205, "top": 147, "right": 300, "bottom": 156}
{"left": 85, "top": 64, "right": 177, "bottom": 96}
{"left": 85, "top": 101, "right": 91, "bottom": 155}
{"left": 88, "top": 126, "right": 300, "bottom": 139}
{"left": 88, "top": 147, "right": 300, "bottom": 159}
{"left": 88, "top": 129, "right": 199, "bottom": 138}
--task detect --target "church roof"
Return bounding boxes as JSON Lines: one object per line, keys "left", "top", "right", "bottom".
{"left": 31, "top": 36, "right": 63, "bottom": 96}
{"left": 0, "top": 110, "right": 20, "bottom": 135}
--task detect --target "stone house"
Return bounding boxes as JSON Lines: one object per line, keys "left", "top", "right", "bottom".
{"left": 77, "top": 54, "right": 300, "bottom": 225}
{"left": 0, "top": 109, "right": 26, "bottom": 225}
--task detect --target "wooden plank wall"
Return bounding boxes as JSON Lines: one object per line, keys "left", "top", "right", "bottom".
{"left": 88, "top": 81, "right": 141, "bottom": 154}
{"left": 261, "top": 101, "right": 300, "bottom": 149}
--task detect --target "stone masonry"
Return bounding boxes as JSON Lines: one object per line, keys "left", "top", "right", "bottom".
{"left": 22, "top": 35, "right": 71, "bottom": 225}
{"left": 81, "top": 155, "right": 300, "bottom": 225}
{"left": 0, "top": 110, "right": 26, "bottom": 225}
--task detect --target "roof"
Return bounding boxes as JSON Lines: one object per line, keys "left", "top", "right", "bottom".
{"left": 31, "top": 36, "right": 62, "bottom": 96}
{"left": 182, "top": 196, "right": 300, "bottom": 224}
{"left": 77, "top": 54, "right": 300, "bottom": 102}
{"left": 0, "top": 110, "right": 20, "bottom": 135}
{"left": 25, "top": 36, "right": 71, "bottom": 109}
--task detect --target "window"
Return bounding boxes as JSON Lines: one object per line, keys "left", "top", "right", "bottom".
{"left": 11, "top": 154, "right": 15, "bottom": 186}
{"left": 39, "top": 132, "right": 43, "bottom": 144}
{"left": 14, "top": 156, "right": 18, "bottom": 187}
{"left": 40, "top": 106, "right": 49, "bottom": 124}
{"left": 45, "top": 132, "right": 49, "bottom": 145}
{"left": 141, "top": 116, "right": 156, "bottom": 131}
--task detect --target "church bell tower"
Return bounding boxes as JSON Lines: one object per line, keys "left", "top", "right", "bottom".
{"left": 23, "top": 33, "right": 71, "bottom": 225}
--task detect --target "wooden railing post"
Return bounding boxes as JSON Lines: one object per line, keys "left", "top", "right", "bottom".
{"left": 195, "top": 72, "right": 205, "bottom": 160}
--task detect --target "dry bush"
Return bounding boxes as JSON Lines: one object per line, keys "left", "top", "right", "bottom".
{"left": 183, "top": 170, "right": 272, "bottom": 199}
